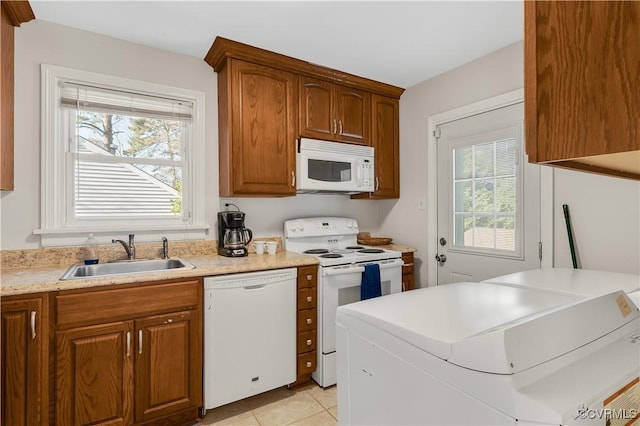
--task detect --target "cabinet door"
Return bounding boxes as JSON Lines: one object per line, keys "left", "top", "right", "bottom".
{"left": 353, "top": 94, "right": 399, "bottom": 199}
{"left": 1, "top": 296, "right": 47, "bottom": 426}
{"left": 299, "top": 77, "right": 334, "bottom": 140}
{"left": 56, "top": 321, "right": 133, "bottom": 426}
{"left": 134, "top": 310, "right": 201, "bottom": 423}
{"left": 525, "top": 1, "right": 640, "bottom": 178}
{"left": 228, "top": 60, "right": 297, "bottom": 196}
{"left": 335, "top": 85, "right": 370, "bottom": 145}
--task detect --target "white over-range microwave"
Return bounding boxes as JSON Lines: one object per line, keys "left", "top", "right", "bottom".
{"left": 296, "top": 138, "right": 374, "bottom": 194}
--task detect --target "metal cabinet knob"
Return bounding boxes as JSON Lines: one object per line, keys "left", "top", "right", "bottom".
{"left": 306, "top": 361, "right": 312, "bottom": 368}
{"left": 306, "top": 274, "right": 312, "bottom": 281}
{"left": 306, "top": 296, "right": 312, "bottom": 302}
{"left": 306, "top": 318, "right": 312, "bottom": 325}
{"left": 306, "top": 339, "right": 312, "bottom": 346}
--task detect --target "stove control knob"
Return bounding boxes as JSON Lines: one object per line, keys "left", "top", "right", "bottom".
{"left": 296, "top": 222, "right": 304, "bottom": 231}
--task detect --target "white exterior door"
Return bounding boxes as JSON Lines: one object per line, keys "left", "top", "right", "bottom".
{"left": 436, "top": 103, "right": 541, "bottom": 285}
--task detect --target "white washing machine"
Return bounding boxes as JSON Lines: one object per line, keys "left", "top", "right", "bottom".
{"left": 336, "top": 282, "right": 640, "bottom": 425}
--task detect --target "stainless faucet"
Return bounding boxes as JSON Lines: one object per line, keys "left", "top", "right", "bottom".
{"left": 162, "top": 237, "right": 169, "bottom": 259}
{"left": 112, "top": 234, "right": 136, "bottom": 260}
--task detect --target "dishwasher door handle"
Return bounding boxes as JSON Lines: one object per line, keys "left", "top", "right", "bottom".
{"left": 243, "top": 284, "right": 266, "bottom": 291}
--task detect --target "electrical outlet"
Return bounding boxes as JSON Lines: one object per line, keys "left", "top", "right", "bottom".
{"left": 220, "top": 199, "right": 233, "bottom": 211}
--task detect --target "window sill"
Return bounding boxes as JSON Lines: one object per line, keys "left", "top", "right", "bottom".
{"left": 34, "top": 224, "right": 210, "bottom": 247}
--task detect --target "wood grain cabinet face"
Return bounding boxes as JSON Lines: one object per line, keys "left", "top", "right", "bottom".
{"left": 299, "top": 76, "right": 370, "bottom": 145}
{"left": 55, "top": 321, "right": 134, "bottom": 426}
{"left": 53, "top": 279, "right": 202, "bottom": 426}
{"left": 219, "top": 59, "right": 298, "bottom": 196}
{"left": 134, "top": 311, "right": 201, "bottom": 423}
{"left": 525, "top": 1, "right": 640, "bottom": 179}
{"left": 401, "top": 252, "right": 415, "bottom": 291}
{"left": 0, "top": 1, "right": 35, "bottom": 191}
{"left": 1, "top": 294, "right": 48, "bottom": 426}
{"left": 291, "top": 265, "right": 318, "bottom": 386}
{"left": 351, "top": 95, "right": 400, "bottom": 199}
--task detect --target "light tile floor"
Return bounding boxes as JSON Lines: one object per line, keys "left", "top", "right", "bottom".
{"left": 200, "top": 383, "right": 338, "bottom": 426}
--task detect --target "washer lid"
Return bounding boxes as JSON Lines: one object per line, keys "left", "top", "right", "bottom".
{"left": 335, "top": 283, "right": 638, "bottom": 373}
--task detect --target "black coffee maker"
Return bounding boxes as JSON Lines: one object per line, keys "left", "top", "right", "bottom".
{"left": 217, "top": 211, "right": 253, "bottom": 257}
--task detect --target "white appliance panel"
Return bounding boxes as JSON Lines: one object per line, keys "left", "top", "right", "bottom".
{"left": 204, "top": 269, "right": 296, "bottom": 409}
{"left": 336, "top": 281, "right": 640, "bottom": 425}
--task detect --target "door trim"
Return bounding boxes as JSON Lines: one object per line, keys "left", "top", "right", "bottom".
{"left": 426, "top": 89, "right": 553, "bottom": 286}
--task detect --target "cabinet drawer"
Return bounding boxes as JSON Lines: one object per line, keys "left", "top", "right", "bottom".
{"left": 297, "top": 352, "right": 316, "bottom": 375}
{"left": 297, "top": 287, "right": 317, "bottom": 310}
{"left": 297, "top": 330, "right": 316, "bottom": 354}
{"left": 55, "top": 279, "right": 201, "bottom": 329}
{"left": 297, "top": 266, "right": 317, "bottom": 288}
{"left": 297, "top": 308, "right": 317, "bottom": 332}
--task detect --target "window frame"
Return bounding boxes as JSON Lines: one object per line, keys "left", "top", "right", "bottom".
{"left": 447, "top": 125, "right": 525, "bottom": 260}
{"left": 37, "top": 64, "right": 207, "bottom": 246}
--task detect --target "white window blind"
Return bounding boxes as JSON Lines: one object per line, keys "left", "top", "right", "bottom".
{"left": 59, "top": 82, "right": 193, "bottom": 121}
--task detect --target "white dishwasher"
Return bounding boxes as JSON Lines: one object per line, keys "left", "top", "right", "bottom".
{"left": 204, "top": 268, "right": 297, "bottom": 410}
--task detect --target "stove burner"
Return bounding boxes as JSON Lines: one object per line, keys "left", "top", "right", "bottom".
{"left": 304, "top": 249, "right": 330, "bottom": 254}
{"left": 346, "top": 246, "right": 365, "bottom": 250}
{"left": 320, "top": 253, "right": 343, "bottom": 258}
{"left": 358, "top": 248, "right": 384, "bottom": 254}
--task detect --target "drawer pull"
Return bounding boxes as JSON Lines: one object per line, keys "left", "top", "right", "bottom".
{"left": 306, "top": 361, "right": 312, "bottom": 368}
{"left": 306, "top": 296, "right": 312, "bottom": 303}
{"left": 306, "top": 274, "right": 312, "bottom": 281}
{"left": 306, "top": 318, "right": 312, "bottom": 325}
{"left": 30, "top": 311, "right": 36, "bottom": 339}
{"left": 126, "top": 332, "right": 131, "bottom": 357}
{"left": 306, "top": 339, "right": 312, "bottom": 346}
{"left": 138, "top": 330, "right": 143, "bottom": 355}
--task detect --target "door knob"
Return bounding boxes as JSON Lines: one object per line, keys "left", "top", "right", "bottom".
{"left": 435, "top": 254, "right": 447, "bottom": 263}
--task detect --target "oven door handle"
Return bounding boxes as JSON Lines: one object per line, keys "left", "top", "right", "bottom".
{"left": 323, "top": 259, "right": 404, "bottom": 276}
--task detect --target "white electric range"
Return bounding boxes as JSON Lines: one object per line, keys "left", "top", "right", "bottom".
{"left": 284, "top": 217, "right": 403, "bottom": 387}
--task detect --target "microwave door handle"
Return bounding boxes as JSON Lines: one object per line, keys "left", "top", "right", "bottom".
{"left": 356, "top": 162, "right": 362, "bottom": 187}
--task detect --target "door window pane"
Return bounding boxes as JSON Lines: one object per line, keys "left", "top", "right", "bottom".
{"left": 452, "top": 138, "right": 518, "bottom": 252}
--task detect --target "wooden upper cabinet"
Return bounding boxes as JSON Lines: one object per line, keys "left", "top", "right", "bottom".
{"left": 525, "top": 1, "right": 640, "bottom": 180}
{"left": 0, "top": 1, "right": 35, "bottom": 191}
{"left": 218, "top": 59, "right": 297, "bottom": 196}
{"left": 353, "top": 95, "right": 399, "bottom": 199}
{"left": 205, "top": 37, "right": 404, "bottom": 197}
{"left": 299, "top": 76, "right": 370, "bottom": 145}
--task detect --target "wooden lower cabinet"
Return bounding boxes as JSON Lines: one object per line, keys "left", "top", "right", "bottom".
{"left": 135, "top": 311, "right": 201, "bottom": 423}
{"left": 401, "top": 252, "right": 415, "bottom": 291}
{"left": 1, "top": 293, "right": 48, "bottom": 426}
{"left": 56, "top": 321, "right": 134, "bottom": 425}
{"left": 53, "top": 278, "right": 203, "bottom": 425}
{"left": 291, "top": 265, "right": 318, "bottom": 387}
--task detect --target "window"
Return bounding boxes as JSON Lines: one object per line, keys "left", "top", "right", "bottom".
{"left": 38, "top": 65, "right": 206, "bottom": 246}
{"left": 449, "top": 125, "right": 523, "bottom": 258}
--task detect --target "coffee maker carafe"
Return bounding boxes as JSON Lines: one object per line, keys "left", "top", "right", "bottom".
{"left": 218, "top": 211, "right": 253, "bottom": 257}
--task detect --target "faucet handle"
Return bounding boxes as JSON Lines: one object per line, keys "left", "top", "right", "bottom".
{"left": 162, "top": 237, "right": 169, "bottom": 259}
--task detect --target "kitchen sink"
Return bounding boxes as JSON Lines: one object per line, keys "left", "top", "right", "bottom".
{"left": 60, "top": 258, "right": 196, "bottom": 280}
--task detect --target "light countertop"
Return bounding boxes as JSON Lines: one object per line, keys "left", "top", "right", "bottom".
{"left": 1, "top": 252, "right": 319, "bottom": 297}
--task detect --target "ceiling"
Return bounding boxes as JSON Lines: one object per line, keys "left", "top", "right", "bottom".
{"left": 30, "top": 1, "right": 524, "bottom": 89}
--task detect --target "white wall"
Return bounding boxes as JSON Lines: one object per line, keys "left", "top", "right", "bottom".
{"left": 382, "top": 40, "right": 640, "bottom": 287}
{"left": 380, "top": 41, "right": 525, "bottom": 287}
{"left": 553, "top": 169, "right": 640, "bottom": 273}
{"left": 1, "top": 21, "right": 380, "bottom": 250}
